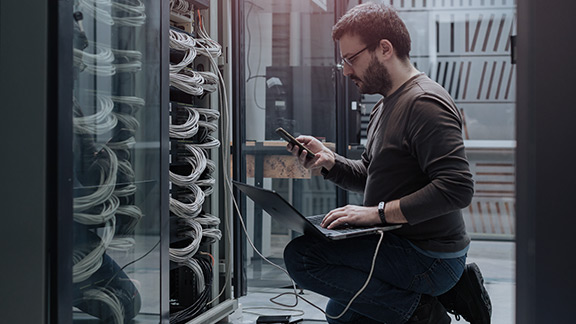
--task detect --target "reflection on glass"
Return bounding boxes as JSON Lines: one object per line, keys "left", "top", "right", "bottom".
{"left": 242, "top": 1, "right": 339, "bottom": 287}
{"left": 71, "top": 0, "right": 161, "bottom": 322}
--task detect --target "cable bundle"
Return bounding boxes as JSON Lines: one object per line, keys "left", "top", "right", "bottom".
{"left": 112, "top": 48, "right": 143, "bottom": 73}
{"left": 74, "top": 146, "right": 119, "bottom": 212}
{"left": 170, "top": 48, "right": 197, "bottom": 74}
{"left": 170, "top": 145, "right": 206, "bottom": 185}
{"left": 111, "top": 0, "right": 147, "bottom": 27}
{"left": 81, "top": 287, "right": 125, "bottom": 324}
{"left": 169, "top": 0, "right": 192, "bottom": 17}
{"left": 170, "top": 184, "right": 205, "bottom": 218}
{"left": 111, "top": 95, "right": 146, "bottom": 113}
{"left": 78, "top": 0, "right": 115, "bottom": 25}
{"left": 73, "top": 94, "right": 118, "bottom": 135}
{"left": 78, "top": 0, "right": 147, "bottom": 27}
{"left": 170, "top": 73, "right": 205, "bottom": 96}
{"left": 170, "top": 219, "right": 203, "bottom": 263}
{"left": 169, "top": 29, "right": 222, "bottom": 96}
{"left": 170, "top": 107, "right": 200, "bottom": 139}
{"left": 74, "top": 43, "right": 117, "bottom": 76}
{"left": 169, "top": 256, "right": 213, "bottom": 324}
{"left": 169, "top": 29, "right": 197, "bottom": 50}
{"left": 73, "top": 218, "right": 116, "bottom": 283}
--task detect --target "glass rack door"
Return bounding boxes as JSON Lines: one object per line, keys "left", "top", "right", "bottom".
{"left": 70, "top": 0, "right": 164, "bottom": 322}
{"left": 238, "top": 0, "right": 340, "bottom": 288}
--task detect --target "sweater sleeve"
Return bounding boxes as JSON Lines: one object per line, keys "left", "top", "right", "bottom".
{"left": 400, "top": 96, "right": 475, "bottom": 225}
{"left": 323, "top": 152, "right": 369, "bottom": 193}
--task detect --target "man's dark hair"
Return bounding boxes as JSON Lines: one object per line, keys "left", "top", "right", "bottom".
{"left": 332, "top": 2, "right": 411, "bottom": 60}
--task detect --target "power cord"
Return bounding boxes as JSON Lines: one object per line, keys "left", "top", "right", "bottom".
{"left": 228, "top": 178, "right": 385, "bottom": 320}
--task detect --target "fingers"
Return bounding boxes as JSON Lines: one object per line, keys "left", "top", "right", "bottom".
{"left": 321, "top": 207, "right": 349, "bottom": 229}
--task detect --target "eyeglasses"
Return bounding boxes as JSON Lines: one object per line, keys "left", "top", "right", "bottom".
{"left": 339, "top": 45, "right": 370, "bottom": 68}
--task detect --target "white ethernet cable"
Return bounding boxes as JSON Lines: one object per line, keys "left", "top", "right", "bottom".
{"left": 187, "top": 136, "right": 220, "bottom": 149}
{"left": 115, "top": 204, "right": 143, "bottom": 234}
{"left": 169, "top": 147, "right": 206, "bottom": 185}
{"left": 114, "top": 113, "right": 140, "bottom": 135}
{"left": 78, "top": 0, "right": 115, "bottom": 26}
{"left": 112, "top": 48, "right": 143, "bottom": 73}
{"left": 169, "top": 48, "right": 197, "bottom": 74}
{"left": 169, "top": 29, "right": 197, "bottom": 51}
{"left": 169, "top": 0, "right": 191, "bottom": 16}
{"left": 73, "top": 218, "right": 116, "bottom": 283}
{"left": 170, "top": 106, "right": 199, "bottom": 139}
{"left": 82, "top": 287, "right": 125, "bottom": 324}
{"left": 169, "top": 219, "right": 203, "bottom": 263}
{"left": 110, "top": 95, "right": 146, "bottom": 113}
{"left": 73, "top": 95, "right": 118, "bottom": 135}
{"left": 111, "top": 0, "right": 146, "bottom": 27}
{"left": 107, "top": 136, "right": 136, "bottom": 151}
{"left": 170, "top": 72, "right": 204, "bottom": 96}
{"left": 169, "top": 184, "right": 205, "bottom": 218}
{"left": 179, "top": 257, "right": 206, "bottom": 295}
{"left": 73, "top": 44, "right": 116, "bottom": 76}
{"left": 108, "top": 236, "right": 136, "bottom": 251}
{"left": 74, "top": 194, "right": 120, "bottom": 225}
{"left": 74, "top": 145, "right": 118, "bottom": 213}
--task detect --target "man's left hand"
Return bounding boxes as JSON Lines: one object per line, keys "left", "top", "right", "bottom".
{"left": 321, "top": 205, "right": 380, "bottom": 229}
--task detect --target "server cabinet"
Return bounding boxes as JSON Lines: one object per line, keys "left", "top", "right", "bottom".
{"left": 167, "top": 0, "right": 236, "bottom": 323}
{"left": 64, "top": 0, "right": 169, "bottom": 323}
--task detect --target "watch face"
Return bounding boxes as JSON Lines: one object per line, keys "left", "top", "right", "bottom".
{"left": 378, "top": 201, "right": 385, "bottom": 210}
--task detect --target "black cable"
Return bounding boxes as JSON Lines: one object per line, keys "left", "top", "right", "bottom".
{"left": 101, "top": 239, "right": 162, "bottom": 288}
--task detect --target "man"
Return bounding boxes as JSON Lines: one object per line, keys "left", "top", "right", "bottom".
{"left": 283, "top": 3, "right": 491, "bottom": 324}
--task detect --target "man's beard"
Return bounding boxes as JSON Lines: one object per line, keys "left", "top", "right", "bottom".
{"left": 350, "top": 55, "right": 392, "bottom": 95}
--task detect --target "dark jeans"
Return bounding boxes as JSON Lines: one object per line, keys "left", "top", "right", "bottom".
{"left": 283, "top": 233, "right": 466, "bottom": 324}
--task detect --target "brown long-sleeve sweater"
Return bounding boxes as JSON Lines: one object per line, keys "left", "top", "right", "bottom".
{"left": 324, "top": 73, "right": 474, "bottom": 252}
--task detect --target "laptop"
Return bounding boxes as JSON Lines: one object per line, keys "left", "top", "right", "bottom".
{"left": 233, "top": 181, "right": 402, "bottom": 240}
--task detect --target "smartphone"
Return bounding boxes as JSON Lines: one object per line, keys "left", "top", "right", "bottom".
{"left": 275, "top": 127, "right": 315, "bottom": 159}
{"left": 256, "top": 315, "right": 291, "bottom": 324}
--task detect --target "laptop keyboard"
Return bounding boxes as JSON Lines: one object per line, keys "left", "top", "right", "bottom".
{"left": 307, "top": 214, "right": 363, "bottom": 233}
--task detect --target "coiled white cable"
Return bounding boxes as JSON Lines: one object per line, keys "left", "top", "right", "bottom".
{"left": 107, "top": 136, "right": 136, "bottom": 150}
{"left": 74, "top": 146, "right": 118, "bottom": 212}
{"left": 179, "top": 257, "right": 206, "bottom": 294}
{"left": 169, "top": 219, "right": 203, "bottom": 262}
{"left": 73, "top": 218, "right": 116, "bottom": 283}
{"left": 108, "top": 236, "right": 136, "bottom": 251}
{"left": 82, "top": 287, "right": 125, "bottom": 324}
{"left": 78, "top": 0, "right": 115, "bottom": 26}
{"left": 74, "top": 44, "right": 116, "bottom": 76}
{"left": 169, "top": 0, "right": 192, "bottom": 15}
{"left": 111, "top": 0, "right": 146, "bottom": 27}
{"left": 189, "top": 136, "right": 220, "bottom": 149}
{"left": 110, "top": 95, "right": 146, "bottom": 113}
{"left": 115, "top": 205, "right": 143, "bottom": 235}
{"left": 170, "top": 73, "right": 204, "bottom": 96}
{"left": 170, "top": 107, "right": 199, "bottom": 139}
{"left": 169, "top": 29, "right": 197, "bottom": 51}
{"left": 73, "top": 95, "right": 118, "bottom": 135}
{"left": 169, "top": 48, "right": 197, "bottom": 74}
{"left": 74, "top": 194, "right": 120, "bottom": 225}
{"left": 114, "top": 113, "right": 140, "bottom": 134}
{"left": 170, "top": 148, "right": 206, "bottom": 186}
{"left": 169, "top": 184, "right": 205, "bottom": 218}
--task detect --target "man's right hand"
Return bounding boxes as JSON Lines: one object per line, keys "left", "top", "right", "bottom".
{"left": 285, "top": 135, "right": 335, "bottom": 172}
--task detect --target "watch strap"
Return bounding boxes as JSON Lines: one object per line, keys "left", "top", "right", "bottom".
{"left": 378, "top": 201, "right": 388, "bottom": 225}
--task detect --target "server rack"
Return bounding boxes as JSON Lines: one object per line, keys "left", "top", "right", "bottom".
{"left": 167, "top": 1, "right": 236, "bottom": 323}
{"left": 48, "top": 0, "right": 235, "bottom": 323}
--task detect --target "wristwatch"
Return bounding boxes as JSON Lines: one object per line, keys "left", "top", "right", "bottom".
{"left": 378, "top": 201, "right": 388, "bottom": 225}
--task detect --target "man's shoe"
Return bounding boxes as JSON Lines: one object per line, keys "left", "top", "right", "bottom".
{"left": 438, "top": 263, "right": 492, "bottom": 324}
{"left": 407, "top": 294, "right": 451, "bottom": 324}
